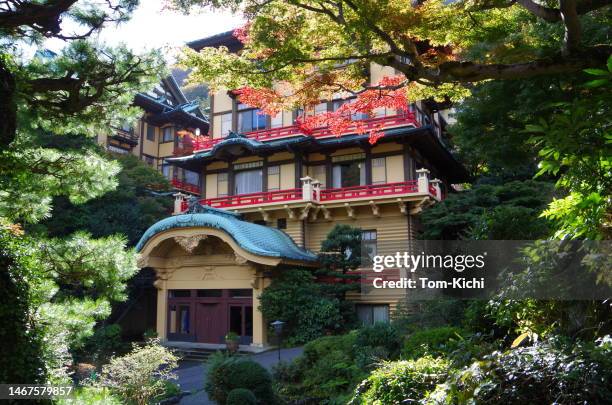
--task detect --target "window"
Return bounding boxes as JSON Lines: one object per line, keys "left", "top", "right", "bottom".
{"left": 161, "top": 164, "right": 171, "bottom": 179}
{"left": 362, "top": 230, "right": 377, "bottom": 261}
{"left": 271, "top": 113, "right": 283, "bottom": 128}
{"left": 146, "top": 124, "right": 155, "bottom": 141}
{"left": 169, "top": 290, "right": 191, "bottom": 298}
{"left": 220, "top": 113, "right": 232, "bottom": 137}
{"left": 143, "top": 155, "right": 155, "bottom": 167}
{"left": 238, "top": 104, "right": 266, "bottom": 132}
{"left": 332, "top": 154, "right": 366, "bottom": 188}
{"left": 230, "top": 289, "right": 253, "bottom": 298}
{"left": 333, "top": 98, "right": 368, "bottom": 120}
{"left": 217, "top": 172, "right": 228, "bottom": 197}
{"left": 184, "top": 169, "right": 200, "bottom": 186}
{"left": 162, "top": 127, "right": 174, "bottom": 142}
{"left": 356, "top": 304, "right": 389, "bottom": 325}
{"left": 196, "top": 289, "right": 223, "bottom": 298}
{"left": 235, "top": 169, "right": 262, "bottom": 194}
{"left": 277, "top": 218, "right": 287, "bottom": 229}
{"left": 371, "top": 157, "right": 387, "bottom": 184}
{"left": 267, "top": 165, "right": 280, "bottom": 191}
{"left": 309, "top": 165, "right": 326, "bottom": 188}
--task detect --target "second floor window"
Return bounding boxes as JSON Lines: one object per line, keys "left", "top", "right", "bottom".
{"left": 235, "top": 168, "right": 262, "bottom": 194}
{"left": 362, "top": 230, "right": 378, "bottom": 260}
{"left": 162, "top": 127, "right": 174, "bottom": 142}
{"left": 267, "top": 165, "right": 280, "bottom": 191}
{"left": 238, "top": 104, "right": 266, "bottom": 132}
{"left": 146, "top": 125, "right": 156, "bottom": 141}
{"left": 332, "top": 153, "right": 366, "bottom": 188}
{"left": 220, "top": 113, "right": 232, "bottom": 137}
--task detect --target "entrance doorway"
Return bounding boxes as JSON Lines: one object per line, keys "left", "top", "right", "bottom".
{"left": 167, "top": 289, "right": 253, "bottom": 344}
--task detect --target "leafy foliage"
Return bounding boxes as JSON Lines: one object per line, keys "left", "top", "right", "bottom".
{"left": 427, "top": 338, "right": 612, "bottom": 404}
{"left": 36, "top": 154, "right": 172, "bottom": 246}
{"left": 205, "top": 352, "right": 275, "bottom": 405}
{"left": 402, "top": 326, "right": 465, "bottom": 360}
{"left": 96, "top": 339, "right": 179, "bottom": 405}
{"left": 259, "top": 269, "right": 344, "bottom": 345}
{"left": 226, "top": 388, "right": 257, "bottom": 405}
{"left": 350, "top": 357, "right": 450, "bottom": 405}
{"left": 420, "top": 180, "right": 554, "bottom": 239}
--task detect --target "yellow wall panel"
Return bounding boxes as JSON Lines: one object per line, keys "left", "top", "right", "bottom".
{"left": 386, "top": 155, "right": 404, "bottom": 182}
{"left": 206, "top": 173, "right": 218, "bottom": 198}
{"left": 280, "top": 163, "right": 295, "bottom": 189}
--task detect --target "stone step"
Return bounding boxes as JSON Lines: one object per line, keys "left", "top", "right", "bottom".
{"left": 171, "top": 347, "right": 248, "bottom": 362}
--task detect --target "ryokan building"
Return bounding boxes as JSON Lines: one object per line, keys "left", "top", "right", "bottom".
{"left": 135, "top": 31, "right": 468, "bottom": 348}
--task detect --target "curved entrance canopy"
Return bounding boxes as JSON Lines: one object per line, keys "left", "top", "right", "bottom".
{"left": 135, "top": 205, "right": 317, "bottom": 347}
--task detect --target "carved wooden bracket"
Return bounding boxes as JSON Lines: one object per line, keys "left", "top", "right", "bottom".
{"left": 174, "top": 234, "right": 208, "bottom": 253}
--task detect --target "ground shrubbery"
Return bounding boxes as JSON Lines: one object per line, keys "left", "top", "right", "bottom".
{"left": 205, "top": 351, "right": 275, "bottom": 404}
{"left": 401, "top": 326, "right": 465, "bottom": 359}
{"left": 428, "top": 338, "right": 612, "bottom": 404}
{"left": 226, "top": 388, "right": 257, "bottom": 405}
{"left": 350, "top": 357, "right": 450, "bottom": 404}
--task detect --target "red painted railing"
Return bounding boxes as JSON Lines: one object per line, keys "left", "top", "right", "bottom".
{"left": 174, "top": 113, "right": 419, "bottom": 156}
{"left": 319, "top": 181, "right": 419, "bottom": 201}
{"left": 201, "top": 188, "right": 303, "bottom": 208}
{"left": 172, "top": 179, "right": 200, "bottom": 195}
{"left": 429, "top": 184, "right": 437, "bottom": 197}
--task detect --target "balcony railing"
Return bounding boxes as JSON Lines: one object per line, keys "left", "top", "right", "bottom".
{"left": 171, "top": 179, "right": 200, "bottom": 195}
{"left": 319, "top": 181, "right": 419, "bottom": 201}
{"left": 174, "top": 112, "right": 420, "bottom": 156}
{"left": 201, "top": 188, "right": 303, "bottom": 208}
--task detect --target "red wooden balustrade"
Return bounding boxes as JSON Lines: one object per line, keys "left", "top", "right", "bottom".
{"left": 319, "top": 181, "right": 419, "bottom": 201}
{"left": 201, "top": 188, "right": 303, "bottom": 208}
{"left": 171, "top": 179, "right": 200, "bottom": 194}
{"left": 174, "top": 112, "right": 419, "bottom": 156}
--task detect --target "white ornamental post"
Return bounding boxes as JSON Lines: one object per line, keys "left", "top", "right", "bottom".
{"left": 300, "top": 176, "right": 313, "bottom": 202}
{"left": 173, "top": 192, "right": 187, "bottom": 215}
{"left": 312, "top": 180, "right": 321, "bottom": 202}
{"left": 416, "top": 168, "right": 430, "bottom": 194}
{"left": 430, "top": 178, "right": 442, "bottom": 201}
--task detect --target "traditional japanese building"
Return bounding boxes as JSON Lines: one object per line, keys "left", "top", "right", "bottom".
{"left": 96, "top": 74, "right": 209, "bottom": 192}
{"left": 136, "top": 31, "right": 469, "bottom": 348}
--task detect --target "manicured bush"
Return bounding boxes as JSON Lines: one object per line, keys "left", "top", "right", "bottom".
{"left": 226, "top": 388, "right": 257, "bottom": 405}
{"left": 350, "top": 357, "right": 450, "bottom": 404}
{"left": 205, "top": 353, "right": 274, "bottom": 404}
{"left": 402, "top": 326, "right": 465, "bottom": 359}
{"left": 97, "top": 339, "right": 178, "bottom": 405}
{"left": 427, "top": 338, "right": 612, "bottom": 404}
{"left": 355, "top": 323, "right": 402, "bottom": 357}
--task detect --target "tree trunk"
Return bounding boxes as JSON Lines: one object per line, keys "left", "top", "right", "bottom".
{"left": 0, "top": 60, "right": 16, "bottom": 150}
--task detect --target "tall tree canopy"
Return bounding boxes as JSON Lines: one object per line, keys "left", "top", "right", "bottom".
{"left": 173, "top": 0, "right": 610, "bottom": 139}
{"left": 0, "top": 0, "right": 165, "bottom": 383}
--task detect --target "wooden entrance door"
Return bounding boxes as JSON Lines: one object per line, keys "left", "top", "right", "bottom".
{"left": 196, "top": 303, "right": 224, "bottom": 343}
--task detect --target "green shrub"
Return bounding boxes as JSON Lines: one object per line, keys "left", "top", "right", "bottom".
{"left": 356, "top": 323, "right": 402, "bottom": 357}
{"left": 226, "top": 388, "right": 257, "bottom": 405}
{"left": 402, "top": 326, "right": 465, "bottom": 359}
{"left": 302, "top": 332, "right": 358, "bottom": 365}
{"left": 427, "top": 338, "right": 612, "bottom": 404}
{"left": 259, "top": 269, "right": 344, "bottom": 345}
{"left": 58, "top": 386, "right": 122, "bottom": 405}
{"left": 225, "top": 388, "right": 257, "bottom": 405}
{"left": 75, "top": 324, "right": 126, "bottom": 364}
{"left": 205, "top": 353, "right": 274, "bottom": 404}
{"left": 97, "top": 339, "right": 178, "bottom": 405}
{"left": 350, "top": 357, "right": 450, "bottom": 404}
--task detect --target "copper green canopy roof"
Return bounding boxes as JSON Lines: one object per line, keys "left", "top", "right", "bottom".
{"left": 136, "top": 203, "right": 318, "bottom": 263}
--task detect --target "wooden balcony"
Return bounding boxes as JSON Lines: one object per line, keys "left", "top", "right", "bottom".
{"left": 201, "top": 188, "right": 304, "bottom": 209}
{"left": 172, "top": 179, "right": 200, "bottom": 195}
{"left": 173, "top": 112, "right": 420, "bottom": 156}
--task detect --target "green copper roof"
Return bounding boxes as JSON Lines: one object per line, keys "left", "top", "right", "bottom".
{"left": 135, "top": 204, "right": 318, "bottom": 263}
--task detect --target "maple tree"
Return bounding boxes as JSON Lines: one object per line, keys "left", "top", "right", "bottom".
{"left": 173, "top": 0, "right": 610, "bottom": 143}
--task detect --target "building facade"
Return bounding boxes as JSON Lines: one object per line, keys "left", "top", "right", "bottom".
{"left": 136, "top": 31, "right": 468, "bottom": 348}
{"left": 96, "top": 74, "right": 209, "bottom": 193}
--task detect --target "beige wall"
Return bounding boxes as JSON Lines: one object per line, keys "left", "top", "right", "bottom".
{"left": 279, "top": 163, "right": 295, "bottom": 189}
{"left": 386, "top": 155, "right": 404, "bottom": 183}
{"left": 206, "top": 173, "right": 218, "bottom": 199}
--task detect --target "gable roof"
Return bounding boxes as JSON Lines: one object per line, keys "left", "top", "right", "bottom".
{"left": 135, "top": 204, "right": 318, "bottom": 264}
